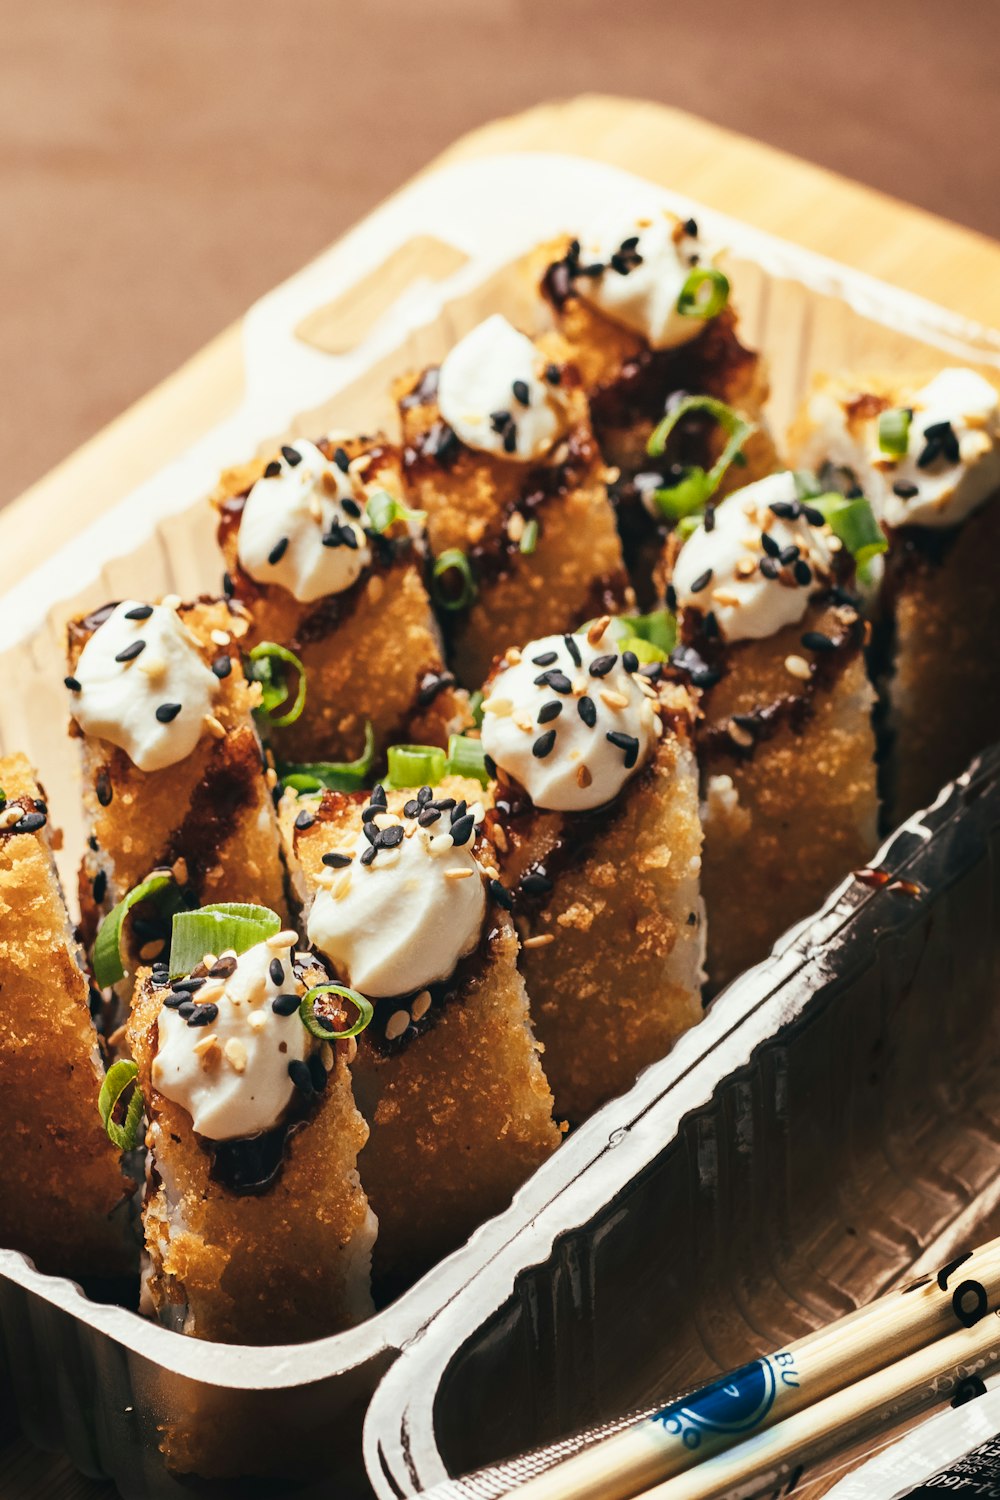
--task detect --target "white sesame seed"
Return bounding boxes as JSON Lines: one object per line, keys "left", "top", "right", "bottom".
{"left": 385, "top": 1009, "right": 410, "bottom": 1041}
{"left": 727, "top": 719, "right": 754, "bottom": 749}
{"left": 210, "top": 629, "right": 231, "bottom": 646}
{"left": 523, "top": 933, "right": 555, "bottom": 950}
{"left": 224, "top": 1038, "right": 247, "bottom": 1073}
{"left": 411, "top": 990, "right": 432, "bottom": 1021}
{"left": 784, "top": 654, "right": 812, "bottom": 682}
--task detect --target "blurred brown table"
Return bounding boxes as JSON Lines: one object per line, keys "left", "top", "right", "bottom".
{"left": 4, "top": 94, "right": 1000, "bottom": 1497}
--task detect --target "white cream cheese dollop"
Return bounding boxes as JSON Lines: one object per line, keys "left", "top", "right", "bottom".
{"left": 572, "top": 210, "right": 714, "bottom": 350}
{"left": 801, "top": 368, "right": 1000, "bottom": 531}
{"left": 237, "top": 438, "right": 371, "bottom": 602}
{"left": 436, "top": 314, "right": 569, "bottom": 462}
{"left": 480, "top": 629, "right": 659, "bottom": 812}
{"left": 307, "top": 794, "right": 487, "bottom": 997}
{"left": 152, "top": 938, "right": 313, "bottom": 1141}
{"left": 71, "top": 601, "right": 219, "bottom": 773}
{"left": 672, "top": 472, "right": 836, "bottom": 643}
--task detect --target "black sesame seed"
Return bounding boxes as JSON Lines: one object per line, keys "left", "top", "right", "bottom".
{"left": 606, "top": 730, "right": 640, "bottom": 769}
{"left": 171, "top": 976, "right": 206, "bottom": 993}
{"left": 92, "top": 869, "right": 107, "bottom": 905}
{"left": 342, "top": 496, "right": 362, "bottom": 519}
{"left": 502, "top": 423, "right": 518, "bottom": 455}
{"left": 489, "top": 409, "right": 512, "bottom": 434}
{"left": 64, "top": 675, "right": 81, "bottom": 692}
{"left": 264, "top": 459, "right": 282, "bottom": 478}
{"left": 361, "top": 805, "right": 378, "bottom": 824}
{"left": 512, "top": 379, "right": 531, "bottom": 407}
{"left": 269, "top": 958, "right": 285, "bottom": 986}
{"left": 322, "top": 528, "right": 343, "bottom": 548}
{"left": 537, "top": 700, "right": 562, "bottom": 724}
{"left": 794, "top": 560, "right": 813, "bottom": 586}
{"left": 436, "top": 797, "right": 457, "bottom": 812}
{"left": 450, "top": 800, "right": 468, "bottom": 824}
{"left": 403, "top": 799, "right": 421, "bottom": 818}
{"left": 563, "top": 634, "right": 582, "bottom": 667}
{"left": 333, "top": 446, "right": 350, "bottom": 472}
{"left": 125, "top": 604, "right": 154, "bottom": 621}
{"left": 371, "top": 784, "right": 387, "bottom": 808}
{"left": 381, "top": 824, "right": 404, "bottom": 848}
{"left": 362, "top": 821, "right": 379, "bottom": 846}
{"left": 268, "top": 537, "right": 289, "bottom": 566}
{"left": 295, "top": 809, "right": 315, "bottom": 831}
{"left": 186, "top": 1003, "right": 219, "bottom": 1028}
{"left": 589, "top": 653, "right": 617, "bottom": 678}
{"left": 532, "top": 730, "right": 557, "bottom": 759}
{"left": 321, "top": 851, "right": 352, "bottom": 868}
{"left": 683, "top": 217, "right": 699, "bottom": 237}
{"left": 360, "top": 845, "right": 378, "bottom": 866}
{"left": 489, "top": 878, "right": 513, "bottom": 910}
{"left": 778, "top": 544, "right": 800, "bottom": 566}
{"left": 759, "top": 557, "right": 780, "bottom": 580}
{"left": 534, "top": 669, "right": 573, "bottom": 694}
{"left": 281, "top": 445, "right": 302, "bottom": 467}
{"left": 704, "top": 505, "right": 716, "bottom": 533}
{"left": 484, "top": 753, "right": 497, "bottom": 779}
{"left": 578, "top": 696, "right": 597, "bottom": 728}
{"left": 163, "top": 993, "right": 186, "bottom": 1009}
{"left": 690, "top": 569, "right": 713, "bottom": 594}
{"left": 96, "top": 770, "right": 113, "bottom": 807}
{"left": 622, "top": 650, "right": 639, "bottom": 675}
{"left": 212, "top": 654, "right": 232, "bottom": 679}
{"left": 666, "top": 584, "right": 678, "bottom": 612}
{"left": 801, "top": 630, "right": 837, "bottom": 652}
{"left": 522, "top": 871, "right": 553, "bottom": 896}
{"left": 342, "top": 528, "right": 359, "bottom": 551}
{"left": 893, "top": 481, "right": 919, "bottom": 499}
{"left": 288, "top": 1058, "right": 314, "bottom": 1094}
{"left": 155, "top": 703, "right": 182, "bottom": 723}
{"left": 176, "top": 1001, "right": 195, "bottom": 1018}
{"left": 114, "top": 639, "right": 146, "bottom": 663}
{"left": 923, "top": 420, "right": 960, "bottom": 465}
{"left": 761, "top": 532, "right": 781, "bottom": 557}
{"left": 531, "top": 651, "right": 558, "bottom": 666}
{"left": 802, "top": 505, "right": 827, "bottom": 527}
{"left": 544, "top": 363, "right": 562, "bottom": 385}
{"left": 209, "top": 956, "right": 238, "bottom": 978}
{"left": 768, "top": 500, "right": 801, "bottom": 520}
{"left": 418, "top": 807, "right": 441, "bottom": 826}
{"left": 12, "top": 811, "right": 46, "bottom": 834}
{"left": 417, "top": 785, "right": 433, "bottom": 805}
{"left": 272, "top": 993, "right": 300, "bottom": 1016}
{"left": 450, "top": 813, "right": 475, "bottom": 846}
{"left": 222, "top": 571, "right": 234, "bottom": 598}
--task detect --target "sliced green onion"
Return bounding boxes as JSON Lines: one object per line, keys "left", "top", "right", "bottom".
{"left": 278, "top": 720, "right": 375, "bottom": 794}
{"left": 445, "top": 733, "right": 489, "bottom": 786}
{"left": 676, "top": 513, "right": 702, "bottom": 541}
{"left": 299, "top": 984, "right": 374, "bottom": 1041}
{"left": 98, "top": 1060, "right": 145, "bottom": 1151}
{"left": 810, "top": 492, "right": 888, "bottom": 574}
{"left": 168, "top": 903, "right": 281, "bottom": 979}
{"left": 247, "top": 641, "right": 307, "bottom": 728}
{"left": 468, "top": 690, "right": 485, "bottom": 731}
{"left": 92, "top": 871, "right": 179, "bottom": 988}
{"left": 878, "top": 407, "right": 911, "bottom": 458}
{"left": 647, "top": 396, "right": 753, "bottom": 520}
{"left": 676, "top": 267, "right": 730, "bottom": 320}
{"left": 620, "top": 635, "right": 666, "bottom": 664}
{"left": 630, "top": 609, "right": 678, "bottom": 655}
{"left": 387, "top": 743, "right": 447, "bottom": 789}
{"left": 366, "top": 488, "right": 426, "bottom": 534}
{"left": 793, "top": 469, "right": 824, "bottom": 501}
{"left": 432, "top": 549, "right": 477, "bottom": 612}
{"left": 519, "top": 518, "right": 539, "bottom": 555}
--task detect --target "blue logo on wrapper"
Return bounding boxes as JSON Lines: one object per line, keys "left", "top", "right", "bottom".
{"left": 651, "top": 1359, "right": 785, "bottom": 1452}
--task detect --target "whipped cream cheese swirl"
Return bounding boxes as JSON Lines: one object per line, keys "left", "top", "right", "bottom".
{"left": 672, "top": 472, "right": 837, "bottom": 643}
{"left": 70, "top": 601, "right": 219, "bottom": 772}
{"left": 238, "top": 438, "right": 372, "bottom": 602}
{"left": 437, "top": 315, "right": 570, "bottom": 462}
{"left": 804, "top": 368, "right": 1000, "bottom": 531}
{"left": 307, "top": 784, "right": 488, "bottom": 997}
{"left": 152, "top": 935, "right": 318, "bottom": 1141}
{"left": 480, "top": 628, "right": 660, "bottom": 812}
{"left": 571, "top": 210, "right": 713, "bottom": 350}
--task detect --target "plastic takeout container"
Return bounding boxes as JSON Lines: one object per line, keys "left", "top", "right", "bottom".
{"left": 2, "top": 152, "right": 1000, "bottom": 1497}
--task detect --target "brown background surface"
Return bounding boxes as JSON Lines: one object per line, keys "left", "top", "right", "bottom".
{"left": 3, "top": 0, "right": 1000, "bottom": 511}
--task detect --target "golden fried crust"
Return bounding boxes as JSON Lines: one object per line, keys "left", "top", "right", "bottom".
{"left": 127, "top": 971, "right": 374, "bottom": 1344}
{"left": 396, "top": 332, "right": 630, "bottom": 686}
{"left": 213, "top": 439, "right": 467, "bottom": 761}
{"left": 286, "top": 777, "right": 559, "bottom": 1292}
{"left": 696, "top": 603, "right": 878, "bottom": 991}
{"left": 0, "top": 754, "right": 133, "bottom": 1276}
{"left": 497, "top": 697, "right": 705, "bottom": 1124}
{"left": 68, "top": 599, "right": 287, "bottom": 942}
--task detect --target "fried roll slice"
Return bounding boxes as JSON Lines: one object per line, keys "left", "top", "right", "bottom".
{"left": 479, "top": 625, "right": 704, "bottom": 1124}
{"left": 126, "top": 931, "right": 375, "bottom": 1342}
{"left": 214, "top": 434, "right": 468, "bottom": 765}
{"left": 396, "top": 314, "right": 630, "bottom": 686}
{"left": 0, "top": 754, "right": 132, "bottom": 1276}
{"left": 282, "top": 775, "right": 559, "bottom": 1296}
{"left": 790, "top": 367, "right": 1000, "bottom": 820}
{"left": 67, "top": 597, "right": 287, "bottom": 948}
{"left": 669, "top": 470, "right": 878, "bottom": 992}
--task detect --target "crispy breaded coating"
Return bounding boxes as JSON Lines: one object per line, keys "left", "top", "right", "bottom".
{"left": 396, "top": 333, "right": 630, "bottom": 686}
{"left": 214, "top": 437, "right": 469, "bottom": 763}
{"left": 68, "top": 598, "right": 287, "bottom": 946}
{"left": 127, "top": 970, "right": 375, "bottom": 1344}
{"left": 283, "top": 777, "right": 560, "bottom": 1294}
{"left": 0, "top": 754, "right": 133, "bottom": 1276}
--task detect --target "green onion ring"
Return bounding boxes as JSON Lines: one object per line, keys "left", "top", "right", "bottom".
{"left": 619, "top": 635, "right": 666, "bottom": 664}
{"left": 444, "top": 733, "right": 489, "bottom": 786}
{"left": 877, "top": 407, "right": 911, "bottom": 458}
{"left": 468, "top": 690, "right": 485, "bottom": 731}
{"left": 676, "top": 266, "right": 730, "bottom": 320}
{"left": 247, "top": 641, "right": 307, "bottom": 728}
{"left": 91, "top": 871, "right": 178, "bottom": 989}
{"left": 277, "top": 720, "right": 375, "bottom": 794}
{"left": 98, "top": 1060, "right": 145, "bottom": 1151}
{"left": 432, "top": 549, "right": 477, "bottom": 612}
{"left": 808, "top": 491, "right": 888, "bottom": 577}
{"left": 387, "top": 743, "right": 447, "bottom": 789}
{"left": 299, "top": 984, "right": 374, "bottom": 1041}
{"left": 647, "top": 395, "right": 754, "bottom": 521}
{"left": 366, "top": 488, "right": 426, "bottom": 535}
{"left": 168, "top": 903, "right": 282, "bottom": 979}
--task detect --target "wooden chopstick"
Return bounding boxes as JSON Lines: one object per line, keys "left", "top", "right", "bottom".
{"left": 506, "top": 1238, "right": 1000, "bottom": 1500}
